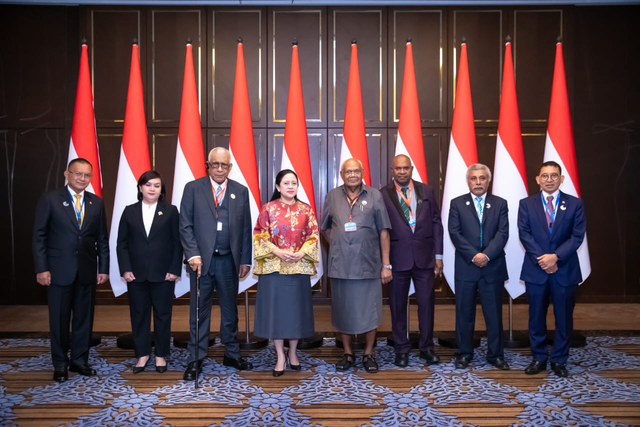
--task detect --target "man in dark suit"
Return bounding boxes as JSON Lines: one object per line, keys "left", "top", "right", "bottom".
{"left": 518, "top": 160, "right": 586, "bottom": 378}
{"left": 381, "top": 154, "right": 444, "bottom": 367}
{"left": 180, "top": 147, "right": 253, "bottom": 380}
{"left": 33, "top": 158, "right": 109, "bottom": 382}
{"left": 448, "top": 163, "right": 509, "bottom": 370}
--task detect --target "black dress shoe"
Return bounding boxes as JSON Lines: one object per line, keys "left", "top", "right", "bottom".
{"left": 286, "top": 351, "right": 301, "bottom": 371}
{"left": 489, "top": 357, "right": 510, "bottom": 371}
{"left": 69, "top": 364, "right": 97, "bottom": 376}
{"left": 272, "top": 369, "right": 284, "bottom": 377}
{"left": 133, "top": 357, "right": 150, "bottom": 374}
{"left": 454, "top": 356, "right": 471, "bottom": 369}
{"left": 183, "top": 360, "right": 203, "bottom": 381}
{"left": 335, "top": 353, "right": 355, "bottom": 371}
{"left": 550, "top": 362, "right": 569, "bottom": 378}
{"left": 419, "top": 349, "right": 441, "bottom": 365}
{"left": 156, "top": 365, "right": 168, "bottom": 373}
{"left": 223, "top": 355, "right": 253, "bottom": 370}
{"left": 394, "top": 353, "right": 409, "bottom": 367}
{"left": 53, "top": 368, "right": 68, "bottom": 383}
{"left": 524, "top": 360, "right": 547, "bottom": 375}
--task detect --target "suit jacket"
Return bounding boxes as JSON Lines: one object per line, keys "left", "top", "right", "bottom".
{"left": 116, "top": 200, "right": 183, "bottom": 282}
{"left": 381, "top": 180, "right": 444, "bottom": 271}
{"left": 179, "top": 177, "right": 252, "bottom": 273}
{"left": 33, "top": 187, "right": 109, "bottom": 286}
{"left": 518, "top": 191, "right": 586, "bottom": 286}
{"left": 448, "top": 193, "right": 509, "bottom": 283}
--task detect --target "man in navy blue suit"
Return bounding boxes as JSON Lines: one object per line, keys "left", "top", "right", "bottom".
{"left": 448, "top": 164, "right": 510, "bottom": 370}
{"left": 518, "top": 160, "right": 586, "bottom": 378}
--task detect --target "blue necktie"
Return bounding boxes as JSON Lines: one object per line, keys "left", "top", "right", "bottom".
{"left": 476, "top": 197, "right": 483, "bottom": 247}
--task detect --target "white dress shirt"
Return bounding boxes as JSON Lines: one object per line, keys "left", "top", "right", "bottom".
{"left": 141, "top": 202, "right": 157, "bottom": 237}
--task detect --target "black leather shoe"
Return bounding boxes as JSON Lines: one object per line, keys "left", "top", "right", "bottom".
{"left": 335, "top": 353, "right": 355, "bottom": 371}
{"left": 223, "top": 355, "right": 253, "bottom": 370}
{"left": 133, "top": 357, "right": 150, "bottom": 374}
{"left": 362, "top": 354, "right": 379, "bottom": 373}
{"left": 524, "top": 360, "right": 547, "bottom": 375}
{"left": 286, "top": 351, "right": 301, "bottom": 371}
{"left": 394, "top": 353, "right": 409, "bottom": 367}
{"left": 183, "top": 360, "right": 203, "bottom": 381}
{"left": 69, "top": 364, "right": 97, "bottom": 377}
{"left": 550, "top": 362, "right": 569, "bottom": 378}
{"left": 419, "top": 349, "right": 441, "bottom": 365}
{"left": 53, "top": 368, "right": 68, "bottom": 383}
{"left": 272, "top": 369, "right": 284, "bottom": 377}
{"left": 454, "top": 356, "right": 471, "bottom": 369}
{"left": 156, "top": 365, "right": 168, "bottom": 373}
{"left": 489, "top": 357, "right": 510, "bottom": 371}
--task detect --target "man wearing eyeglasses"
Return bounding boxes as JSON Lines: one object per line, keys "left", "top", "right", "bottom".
{"left": 179, "top": 147, "right": 254, "bottom": 380}
{"left": 33, "top": 158, "right": 109, "bottom": 382}
{"left": 518, "top": 160, "right": 586, "bottom": 378}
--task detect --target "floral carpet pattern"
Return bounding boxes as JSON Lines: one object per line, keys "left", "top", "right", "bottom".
{"left": 1, "top": 336, "right": 640, "bottom": 426}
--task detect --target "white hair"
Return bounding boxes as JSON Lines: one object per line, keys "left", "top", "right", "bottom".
{"left": 466, "top": 163, "right": 492, "bottom": 181}
{"left": 340, "top": 158, "right": 364, "bottom": 172}
{"left": 208, "top": 146, "right": 231, "bottom": 162}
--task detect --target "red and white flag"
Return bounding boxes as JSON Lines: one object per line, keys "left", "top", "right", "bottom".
{"left": 493, "top": 40, "right": 528, "bottom": 299}
{"left": 68, "top": 42, "right": 102, "bottom": 196}
{"left": 338, "top": 41, "right": 371, "bottom": 186}
{"left": 172, "top": 42, "right": 207, "bottom": 298}
{"left": 228, "top": 40, "right": 262, "bottom": 294}
{"left": 441, "top": 41, "right": 479, "bottom": 291}
{"left": 109, "top": 43, "right": 151, "bottom": 297}
{"left": 281, "top": 42, "right": 323, "bottom": 285}
{"left": 395, "top": 40, "right": 428, "bottom": 295}
{"left": 543, "top": 40, "right": 591, "bottom": 281}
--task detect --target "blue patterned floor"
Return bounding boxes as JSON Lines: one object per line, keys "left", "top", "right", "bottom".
{"left": 1, "top": 336, "right": 640, "bottom": 426}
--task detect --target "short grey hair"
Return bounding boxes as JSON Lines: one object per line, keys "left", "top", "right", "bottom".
{"left": 340, "top": 158, "right": 364, "bottom": 172}
{"left": 466, "top": 163, "right": 492, "bottom": 182}
{"left": 208, "top": 146, "right": 231, "bottom": 162}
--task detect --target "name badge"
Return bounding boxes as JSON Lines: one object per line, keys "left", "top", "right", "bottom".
{"left": 344, "top": 222, "right": 357, "bottom": 232}
{"left": 217, "top": 221, "right": 223, "bottom": 231}
{"left": 409, "top": 216, "right": 416, "bottom": 230}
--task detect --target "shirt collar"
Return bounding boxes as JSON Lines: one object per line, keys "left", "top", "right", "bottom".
{"left": 142, "top": 201, "right": 158, "bottom": 210}
{"left": 209, "top": 177, "right": 228, "bottom": 189}
{"left": 470, "top": 192, "right": 486, "bottom": 202}
{"left": 542, "top": 189, "right": 559, "bottom": 199}
{"left": 67, "top": 186, "right": 85, "bottom": 199}
{"left": 341, "top": 184, "right": 368, "bottom": 196}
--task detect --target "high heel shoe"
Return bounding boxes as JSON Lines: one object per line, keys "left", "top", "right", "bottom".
{"left": 133, "top": 356, "right": 150, "bottom": 374}
{"left": 272, "top": 369, "right": 284, "bottom": 377}
{"left": 286, "top": 351, "right": 301, "bottom": 371}
{"left": 155, "top": 357, "right": 168, "bottom": 373}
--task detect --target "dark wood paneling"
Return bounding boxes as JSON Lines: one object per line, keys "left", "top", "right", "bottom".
{"left": 513, "top": 9, "right": 563, "bottom": 126}
{"left": 269, "top": 8, "right": 326, "bottom": 128}
{"left": 208, "top": 8, "right": 267, "bottom": 128}
{"left": 89, "top": 8, "right": 145, "bottom": 127}
{"left": 149, "top": 129, "right": 180, "bottom": 199}
{"left": 329, "top": 8, "right": 387, "bottom": 127}
{"left": 148, "top": 8, "right": 206, "bottom": 127}
{"left": 451, "top": 9, "right": 505, "bottom": 126}
{"left": 389, "top": 9, "right": 447, "bottom": 127}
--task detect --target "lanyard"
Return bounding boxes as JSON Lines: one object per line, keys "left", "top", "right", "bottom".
{"left": 71, "top": 193, "right": 84, "bottom": 228}
{"left": 211, "top": 182, "right": 226, "bottom": 218}
{"left": 394, "top": 181, "right": 413, "bottom": 214}
{"left": 345, "top": 194, "right": 360, "bottom": 222}
{"left": 541, "top": 193, "right": 560, "bottom": 232}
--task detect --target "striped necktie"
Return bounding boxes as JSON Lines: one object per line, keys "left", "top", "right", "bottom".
{"left": 74, "top": 194, "right": 84, "bottom": 228}
{"left": 400, "top": 187, "right": 411, "bottom": 222}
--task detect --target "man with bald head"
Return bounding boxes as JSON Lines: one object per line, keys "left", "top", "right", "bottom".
{"left": 321, "top": 158, "right": 392, "bottom": 373}
{"left": 180, "top": 147, "right": 254, "bottom": 380}
{"left": 381, "top": 155, "right": 444, "bottom": 367}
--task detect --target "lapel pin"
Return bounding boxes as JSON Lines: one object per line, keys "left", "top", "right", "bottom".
{"left": 89, "top": 201, "right": 92, "bottom": 205}
{"left": 63, "top": 201, "right": 69, "bottom": 207}
{"left": 486, "top": 203, "right": 491, "bottom": 209}
{"left": 361, "top": 200, "right": 367, "bottom": 206}
{"left": 231, "top": 193, "right": 236, "bottom": 200}
{"left": 158, "top": 211, "right": 163, "bottom": 216}
{"left": 560, "top": 205, "right": 567, "bottom": 210}
{"left": 466, "top": 201, "right": 470, "bottom": 206}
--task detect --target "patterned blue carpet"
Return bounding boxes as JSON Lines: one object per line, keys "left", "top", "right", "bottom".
{"left": 1, "top": 336, "right": 640, "bottom": 426}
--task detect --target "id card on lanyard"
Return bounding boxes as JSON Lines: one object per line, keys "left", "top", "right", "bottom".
{"left": 212, "top": 182, "right": 226, "bottom": 231}
{"left": 395, "top": 181, "right": 416, "bottom": 230}
{"left": 344, "top": 193, "right": 360, "bottom": 232}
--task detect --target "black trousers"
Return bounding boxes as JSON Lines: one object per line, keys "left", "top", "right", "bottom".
{"left": 47, "top": 277, "right": 96, "bottom": 369}
{"left": 127, "top": 280, "right": 175, "bottom": 358}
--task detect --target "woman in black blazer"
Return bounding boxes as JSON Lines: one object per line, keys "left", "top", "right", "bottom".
{"left": 117, "top": 170, "right": 182, "bottom": 373}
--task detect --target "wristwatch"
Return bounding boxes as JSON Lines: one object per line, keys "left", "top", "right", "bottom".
{"left": 383, "top": 265, "right": 393, "bottom": 270}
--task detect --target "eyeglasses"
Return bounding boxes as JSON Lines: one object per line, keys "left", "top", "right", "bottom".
{"left": 539, "top": 173, "right": 560, "bottom": 181}
{"left": 68, "top": 171, "right": 92, "bottom": 179}
{"left": 208, "top": 162, "right": 230, "bottom": 170}
{"left": 342, "top": 169, "right": 363, "bottom": 176}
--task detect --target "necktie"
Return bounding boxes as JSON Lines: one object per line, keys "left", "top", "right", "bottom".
{"left": 216, "top": 184, "right": 223, "bottom": 201}
{"left": 400, "top": 187, "right": 411, "bottom": 222}
{"left": 74, "top": 194, "right": 84, "bottom": 228}
{"left": 476, "top": 197, "right": 483, "bottom": 247}
{"left": 546, "top": 195, "right": 555, "bottom": 230}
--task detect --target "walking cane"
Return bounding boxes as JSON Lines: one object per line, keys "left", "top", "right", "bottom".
{"left": 186, "top": 260, "right": 201, "bottom": 389}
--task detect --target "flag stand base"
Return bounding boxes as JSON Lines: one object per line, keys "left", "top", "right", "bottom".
{"left": 504, "top": 331, "right": 530, "bottom": 348}
{"left": 237, "top": 333, "right": 268, "bottom": 350}
{"left": 172, "top": 332, "right": 216, "bottom": 349}
{"left": 284, "top": 334, "right": 324, "bottom": 350}
{"left": 547, "top": 331, "right": 587, "bottom": 348}
{"left": 437, "top": 332, "right": 481, "bottom": 349}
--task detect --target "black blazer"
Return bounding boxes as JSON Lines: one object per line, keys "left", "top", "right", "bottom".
{"left": 448, "top": 193, "right": 509, "bottom": 283}
{"left": 116, "top": 200, "right": 183, "bottom": 282}
{"left": 33, "top": 187, "right": 109, "bottom": 286}
{"left": 381, "top": 180, "right": 444, "bottom": 271}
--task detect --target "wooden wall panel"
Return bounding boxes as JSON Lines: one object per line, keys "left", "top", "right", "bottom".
{"left": 269, "top": 8, "right": 325, "bottom": 128}
{"left": 209, "top": 8, "right": 266, "bottom": 128}
{"left": 148, "top": 8, "right": 205, "bottom": 127}
{"left": 451, "top": 9, "right": 505, "bottom": 126}
{"left": 329, "top": 8, "right": 387, "bottom": 127}
{"left": 150, "top": 129, "right": 180, "bottom": 199}
{"left": 513, "top": 9, "right": 564, "bottom": 125}
{"left": 90, "top": 8, "right": 145, "bottom": 127}
{"left": 390, "top": 9, "right": 447, "bottom": 127}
